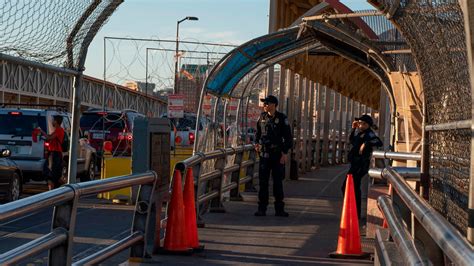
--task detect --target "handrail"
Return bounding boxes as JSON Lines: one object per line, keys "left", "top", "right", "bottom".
{"left": 174, "top": 143, "right": 257, "bottom": 220}
{"left": 0, "top": 171, "right": 158, "bottom": 265}
{"left": 372, "top": 151, "right": 421, "bottom": 161}
{"left": 72, "top": 232, "right": 144, "bottom": 266}
{"left": 0, "top": 228, "right": 68, "bottom": 265}
{"left": 378, "top": 196, "right": 430, "bottom": 266}
{"left": 383, "top": 167, "right": 474, "bottom": 265}
{"left": 0, "top": 186, "right": 75, "bottom": 221}
{"left": 369, "top": 167, "right": 420, "bottom": 180}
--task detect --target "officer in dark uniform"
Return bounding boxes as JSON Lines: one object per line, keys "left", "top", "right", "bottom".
{"left": 342, "top": 114, "right": 383, "bottom": 220}
{"left": 254, "top": 95, "right": 293, "bottom": 217}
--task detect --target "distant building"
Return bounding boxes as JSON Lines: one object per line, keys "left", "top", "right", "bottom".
{"left": 123, "top": 80, "right": 155, "bottom": 94}
{"left": 177, "top": 64, "right": 208, "bottom": 113}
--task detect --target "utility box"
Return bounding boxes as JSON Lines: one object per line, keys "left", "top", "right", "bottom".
{"left": 132, "top": 117, "right": 170, "bottom": 254}
{"left": 148, "top": 118, "right": 171, "bottom": 187}
{"left": 132, "top": 117, "right": 170, "bottom": 186}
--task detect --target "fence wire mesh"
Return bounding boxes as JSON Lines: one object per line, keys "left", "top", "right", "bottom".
{"left": 373, "top": 0, "right": 471, "bottom": 234}
{"left": 356, "top": 10, "right": 416, "bottom": 72}
{"left": 0, "top": 0, "right": 118, "bottom": 68}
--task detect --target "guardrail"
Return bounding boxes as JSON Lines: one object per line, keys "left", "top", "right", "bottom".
{"left": 370, "top": 151, "right": 474, "bottom": 265}
{"left": 175, "top": 144, "right": 257, "bottom": 216}
{"left": 0, "top": 171, "right": 158, "bottom": 266}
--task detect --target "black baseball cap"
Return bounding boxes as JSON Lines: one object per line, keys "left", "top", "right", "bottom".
{"left": 355, "top": 114, "right": 373, "bottom": 126}
{"left": 260, "top": 95, "right": 278, "bottom": 106}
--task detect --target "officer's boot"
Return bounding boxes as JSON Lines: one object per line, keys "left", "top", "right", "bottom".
{"left": 275, "top": 202, "right": 289, "bottom": 217}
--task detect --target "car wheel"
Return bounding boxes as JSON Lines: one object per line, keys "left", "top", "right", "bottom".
{"left": 7, "top": 173, "right": 21, "bottom": 202}
{"left": 83, "top": 157, "right": 97, "bottom": 182}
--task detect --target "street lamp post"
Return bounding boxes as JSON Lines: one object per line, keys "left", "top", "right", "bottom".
{"left": 174, "top": 16, "right": 199, "bottom": 95}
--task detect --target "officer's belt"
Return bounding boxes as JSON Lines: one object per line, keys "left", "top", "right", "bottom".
{"left": 262, "top": 144, "right": 282, "bottom": 151}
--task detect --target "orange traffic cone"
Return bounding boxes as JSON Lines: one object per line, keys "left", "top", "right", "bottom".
{"left": 329, "top": 174, "right": 369, "bottom": 259}
{"left": 163, "top": 170, "right": 190, "bottom": 253}
{"left": 183, "top": 168, "right": 204, "bottom": 251}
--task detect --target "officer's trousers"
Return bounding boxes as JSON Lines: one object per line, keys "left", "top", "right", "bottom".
{"left": 341, "top": 159, "right": 370, "bottom": 220}
{"left": 258, "top": 154, "right": 285, "bottom": 212}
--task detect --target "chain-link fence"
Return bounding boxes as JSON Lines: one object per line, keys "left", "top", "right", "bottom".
{"left": 373, "top": 0, "right": 471, "bottom": 234}
{"left": 1, "top": 0, "right": 121, "bottom": 69}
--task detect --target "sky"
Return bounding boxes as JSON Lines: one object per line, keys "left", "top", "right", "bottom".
{"left": 84, "top": 0, "right": 375, "bottom": 86}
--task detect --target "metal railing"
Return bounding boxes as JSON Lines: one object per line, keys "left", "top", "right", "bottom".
{"left": 370, "top": 151, "right": 474, "bottom": 265}
{"left": 0, "top": 171, "right": 158, "bottom": 266}
{"left": 174, "top": 144, "right": 257, "bottom": 215}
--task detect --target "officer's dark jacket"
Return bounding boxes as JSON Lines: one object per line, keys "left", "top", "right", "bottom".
{"left": 255, "top": 111, "right": 293, "bottom": 154}
{"left": 348, "top": 128, "right": 383, "bottom": 163}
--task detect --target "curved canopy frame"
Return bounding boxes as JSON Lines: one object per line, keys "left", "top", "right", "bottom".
{"left": 193, "top": 2, "right": 400, "bottom": 153}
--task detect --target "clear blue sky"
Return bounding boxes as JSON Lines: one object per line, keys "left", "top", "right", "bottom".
{"left": 84, "top": 0, "right": 374, "bottom": 83}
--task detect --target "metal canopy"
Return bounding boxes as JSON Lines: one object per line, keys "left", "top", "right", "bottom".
{"left": 202, "top": 22, "right": 394, "bottom": 111}
{"left": 205, "top": 27, "right": 318, "bottom": 97}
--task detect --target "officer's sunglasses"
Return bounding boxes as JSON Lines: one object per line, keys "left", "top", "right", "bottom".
{"left": 263, "top": 102, "right": 273, "bottom": 106}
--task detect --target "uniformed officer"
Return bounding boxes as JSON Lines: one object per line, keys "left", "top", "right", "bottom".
{"left": 342, "top": 114, "right": 383, "bottom": 220}
{"left": 254, "top": 95, "right": 293, "bottom": 217}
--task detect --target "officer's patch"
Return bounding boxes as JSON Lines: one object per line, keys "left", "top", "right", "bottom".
{"left": 284, "top": 118, "right": 289, "bottom": 125}
{"left": 275, "top": 118, "right": 279, "bottom": 124}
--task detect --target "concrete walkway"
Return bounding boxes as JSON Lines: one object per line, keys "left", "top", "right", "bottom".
{"left": 137, "top": 165, "right": 373, "bottom": 265}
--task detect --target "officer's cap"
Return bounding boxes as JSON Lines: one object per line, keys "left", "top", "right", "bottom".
{"left": 355, "top": 114, "right": 374, "bottom": 126}
{"left": 260, "top": 95, "right": 278, "bottom": 106}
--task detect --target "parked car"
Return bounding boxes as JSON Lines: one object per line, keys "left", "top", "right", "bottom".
{"left": 0, "top": 149, "right": 22, "bottom": 202}
{"left": 0, "top": 107, "right": 97, "bottom": 183}
{"left": 161, "top": 112, "right": 210, "bottom": 149}
{"left": 80, "top": 108, "right": 145, "bottom": 157}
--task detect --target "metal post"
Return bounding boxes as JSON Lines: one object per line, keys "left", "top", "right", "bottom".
{"left": 287, "top": 71, "right": 295, "bottom": 179}
{"left": 322, "top": 87, "right": 331, "bottom": 166}
{"left": 130, "top": 175, "right": 157, "bottom": 258}
{"left": 461, "top": 0, "right": 474, "bottom": 243}
{"left": 315, "top": 83, "right": 323, "bottom": 168}
{"left": 174, "top": 21, "right": 180, "bottom": 95}
{"left": 308, "top": 82, "right": 315, "bottom": 170}
{"left": 67, "top": 74, "right": 82, "bottom": 184}
{"left": 145, "top": 48, "right": 149, "bottom": 97}
{"left": 212, "top": 97, "right": 220, "bottom": 150}
{"left": 267, "top": 68, "right": 274, "bottom": 96}
{"left": 223, "top": 99, "right": 228, "bottom": 148}
{"left": 345, "top": 98, "right": 353, "bottom": 163}
{"left": 332, "top": 92, "right": 340, "bottom": 165}
{"left": 49, "top": 191, "right": 78, "bottom": 266}
{"left": 209, "top": 152, "right": 226, "bottom": 213}
{"left": 245, "top": 148, "right": 257, "bottom": 192}
{"left": 278, "top": 66, "right": 286, "bottom": 112}
{"left": 230, "top": 148, "right": 244, "bottom": 200}
{"left": 301, "top": 78, "right": 309, "bottom": 173}
{"left": 304, "top": 79, "right": 311, "bottom": 171}
{"left": 67, "top": 0, "right": 123, "bottom": 184}
{"left": 338, "top": 96, "right": 345, "bottom": 164}
{"left": 295, "top": 75, "right": 304, "bottom": 172}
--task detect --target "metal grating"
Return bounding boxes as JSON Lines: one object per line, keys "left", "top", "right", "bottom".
{"left": 372, "top": 0, "right": 471, "bottom": 234}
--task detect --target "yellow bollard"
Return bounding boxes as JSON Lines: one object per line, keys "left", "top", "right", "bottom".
{"left": 99, "top": 157, "right": 132, "bottom": 204}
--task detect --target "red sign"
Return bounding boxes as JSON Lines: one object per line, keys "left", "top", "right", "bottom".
{"left": 168, "top": 94, "right": 184, "bottom": 118}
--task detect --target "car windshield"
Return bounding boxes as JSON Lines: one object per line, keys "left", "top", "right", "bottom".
{"left": 170, "top": 116, "right": 202, "bottom": 131}
{"left": 0, "top": 114, "right": 47, "bottom": 136}
{"left": 80, "top": 113, "right": 125, "bottom": 131}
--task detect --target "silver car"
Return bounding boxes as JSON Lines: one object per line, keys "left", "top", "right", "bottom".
{"left": 0, "top": 107, "right": 97, "bottom": 183}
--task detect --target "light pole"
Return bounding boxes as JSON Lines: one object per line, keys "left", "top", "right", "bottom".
{"left": 174, "top": 16, "right": 199, "bottom": 95}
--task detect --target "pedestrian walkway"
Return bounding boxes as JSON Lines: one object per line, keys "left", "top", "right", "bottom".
{"left": 134, "top": 165, "right": 373, "bottom": 265}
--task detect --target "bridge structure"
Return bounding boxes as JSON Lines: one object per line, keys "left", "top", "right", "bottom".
{"left": 1, "top": 0, "right": 474, "bottom": 265}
